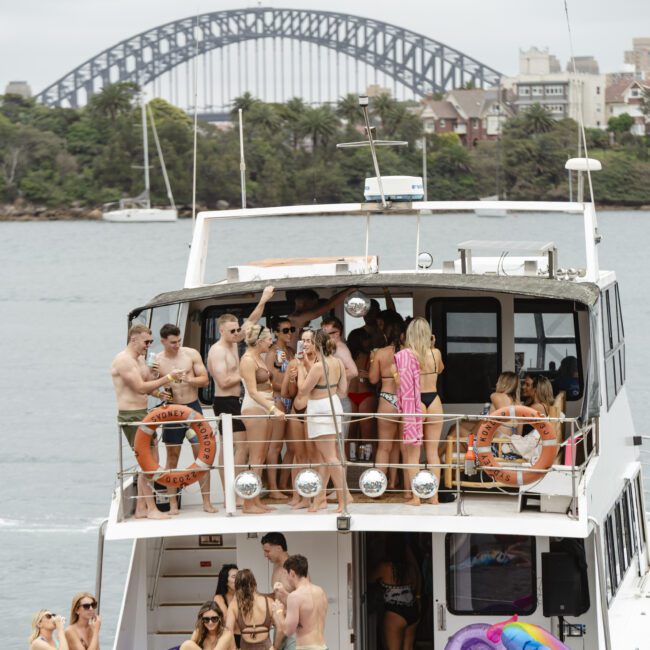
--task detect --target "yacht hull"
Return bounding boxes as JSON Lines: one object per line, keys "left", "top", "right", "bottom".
{"left": 103, "top": 208, "right": 178, "bottom": 222}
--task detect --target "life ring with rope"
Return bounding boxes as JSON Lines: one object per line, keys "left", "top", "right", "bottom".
{"left": 134, "top": 404, "right": 216, "bottom": 488}
{"left": 475, "top": 404, "right": 558, "bottom": 486}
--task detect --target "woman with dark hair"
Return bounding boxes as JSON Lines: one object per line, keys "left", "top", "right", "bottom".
{"left": 346, "top": 328, "right": 378, "bottom": 457}
{"left": 65, "top": 592, "right": 100, "bottom": 650}
{"left": 182, "top": 602, "right": 235, "bottom": 650}
{"left": 240, "top": 324, "right": 284, "bottom": 514}
{"left": 214, "top": 564, "right": 240, "bottom": 646}
{"left": 370, "top": 534, "right": 421, "bottom": 650}
{"left": 369, "top": 313, "right": 405, "bottom": 492}
{"left": 296, "top": 328, "right": 351, "bottom": 513}
{"left": 226, "top": 570, "right": 276, "bottom": 650}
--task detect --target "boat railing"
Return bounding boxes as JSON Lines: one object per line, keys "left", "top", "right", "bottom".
{"left": 114, "top": 410, "right": 596, "bottom": 522}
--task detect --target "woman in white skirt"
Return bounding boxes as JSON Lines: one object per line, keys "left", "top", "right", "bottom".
{"left": 296, "top": 328, "right": 352, "bottom": 513}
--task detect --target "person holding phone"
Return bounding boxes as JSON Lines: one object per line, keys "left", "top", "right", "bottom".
{"left": 29, "top": 610, "right": 69, "bottom": 650}
{"left": 65, "top": 593, "right": 101, "bottom": 650}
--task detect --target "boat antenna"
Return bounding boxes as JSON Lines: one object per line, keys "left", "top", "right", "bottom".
{"left": 191, "top": 14, "right": 200, "bottom": 227}
{"left": 239, "top": 108, "right": 247, "bottom": 208}
{"left": 336, "top": 95, "right": 407, "bottom": 208}
{"left": 140, "top": 86, "right": 151, "bottom": 209}
{"left": 147, "top": 104, "right": 176, "bottom": 210}
{"left": 563, "top": 0, "right": 595, "bottom": 206}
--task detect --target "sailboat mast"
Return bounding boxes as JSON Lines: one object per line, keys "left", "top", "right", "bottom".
{"left": 141, "top": 90, "right": 151, "bottom": 208}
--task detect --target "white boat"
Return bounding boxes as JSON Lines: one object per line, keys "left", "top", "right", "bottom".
{"left": 96, "top": 169, "right": 649, "bottom": 649}
{"left": 103, "top": 93, "right": 177, "bottom": 223}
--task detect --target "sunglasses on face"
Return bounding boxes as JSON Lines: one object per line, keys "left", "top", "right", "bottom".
{"left": 277, "top": 326, "right": 296, "bottom": 334}
{"left": 228, "top": 327, "right": 242, "bottom": 335}
{"left": 42, "top": 613, "right": 55, "bottom": 620}
{"left": 202, "top": 616, "right": 220, "bottom": 624}
{"left": 144, "top": 339, "right": 154, "bottom": 345}
{"left": 80, "top": 602, "right": 97, "bottom": 610}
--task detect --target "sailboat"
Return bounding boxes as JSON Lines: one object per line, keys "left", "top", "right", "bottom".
{"left": 103, "top": 92, "right": 177, "bottom": 223}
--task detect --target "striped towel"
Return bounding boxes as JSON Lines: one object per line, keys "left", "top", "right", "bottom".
{"left": 395, "top": 348, "right": 423, "bottom": 445}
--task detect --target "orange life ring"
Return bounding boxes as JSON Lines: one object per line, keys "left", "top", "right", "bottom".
{"left": 134, "top": 405, "right": 216, "bottom": 488}
{"left": 475, "top": 405, "right": 558, "bottom": 486}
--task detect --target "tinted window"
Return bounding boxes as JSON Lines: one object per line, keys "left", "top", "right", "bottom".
{"left": 602, "top": 284, "right": 626, "bottom": 409}
{"left": 446, "top": 533, "right": 536, "bottom": 615}
{"left": 428, "top": 298, "right": 501, "bottom": 403}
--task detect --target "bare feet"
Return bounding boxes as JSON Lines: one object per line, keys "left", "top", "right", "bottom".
{"left": 169, "top": 503, "right": 180, "bottom": 516}
{"left": 242, "top": 503, "right": 268, "bottom": 514}
{"left": 335, "top": 495, "right": 354, "bottom": 513}
{"left": 267, "top": 490, "right": 289, "bottom": 501}
{"left": 290, "top": 498, "right": 311, "bottom": 510}
{"left": 203, "top": 502, "right": 218, "bottom": 513}
{"left": 403, "top": 496, "right": 421, "bottom": 506}
{"left": 308, "top": 498, "right": 328, "bottom": 513}
{"left": 422, "top": 497, "right": 439, "bottom": 505}
{"left": 146, "top": 509, "right": 171, "bottom": 519}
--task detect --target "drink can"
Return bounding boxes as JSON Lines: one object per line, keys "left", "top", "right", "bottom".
{"left": 146, "top": 350, "right": 157, "bottom": 368}
{"left": 296, "top": 340, "right": 304, "bottom": 357}
{"left": 349, "top": 442, "right": 357, "bottom": 461}
{"left": 482, "top": 402, "right": 492, "bottom": 416}
{"left": 276, "top": 348, "right": 284, "bottom": 365}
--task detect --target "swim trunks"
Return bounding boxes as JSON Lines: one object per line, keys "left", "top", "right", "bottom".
{"left": 278, "top": 634, "right": 296, "bottom": 650}
{"left": 213, "top": 395, "right": 247, "bottom": 433}
{"left": 162, "top": 399, "right": 202, "bottom": 445}
{"left": 117, "top": 408, "right": 149, "bottom": 449}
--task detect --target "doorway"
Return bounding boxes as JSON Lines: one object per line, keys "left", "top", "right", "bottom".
{"left": 355, "top": 531, "right": 433, "bottom": 650}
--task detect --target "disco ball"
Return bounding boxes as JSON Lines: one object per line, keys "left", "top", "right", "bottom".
{"left": 359, "top": 468, "right": 388, "bottom": 498}
{"left": 411, "top": 470, "right": 438, "bottom": 500}
{"left": 344, "top": 290, "right": 371, "bottom": 318}
{"left": 234, "top": 471, "right": 262, "bottom": 499}
{"left": 294, "top": 469, "right": 323, "bottom": 498}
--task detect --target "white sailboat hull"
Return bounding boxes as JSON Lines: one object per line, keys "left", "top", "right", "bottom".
{"left": 103, "top": 208, "right": 178, "bottom": 223}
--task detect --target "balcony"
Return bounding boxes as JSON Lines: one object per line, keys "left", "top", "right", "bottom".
{"left": 107, "top": 409, "right": 596, "bottom": 540}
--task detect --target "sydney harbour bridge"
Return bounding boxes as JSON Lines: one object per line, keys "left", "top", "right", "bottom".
{"left": 35, "top": 7, "right": 502, "bottom": 117}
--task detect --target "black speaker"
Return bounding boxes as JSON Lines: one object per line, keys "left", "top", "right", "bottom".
{"left": 542, "top": 551, "right": 590, "bottom": 617}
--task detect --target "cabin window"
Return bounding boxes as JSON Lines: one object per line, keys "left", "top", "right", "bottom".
{"left": 148, "top": 305, "right": 181, "bottom": 351}
{"left": 428, "top": 298, "right": 501, "bottom": 403}
{"left": 445, "top": 533, "right": 537, "bottom": 615}
{"left": 604, "top": 514, "right": 619, "bottom": 600}
{"left": 514, "top": 299, "right": 582, "bottom": 400}
{"left": 602, "top": 283, "right": 625, "bottom": 409}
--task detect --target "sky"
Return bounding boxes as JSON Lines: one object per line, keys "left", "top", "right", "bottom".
{"left": 1, "top": 0, "right": 649, "bottom": 96}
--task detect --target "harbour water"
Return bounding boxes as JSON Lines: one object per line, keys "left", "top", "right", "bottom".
{"left": 1, "top": 210, "right": 649, "bottom": 648}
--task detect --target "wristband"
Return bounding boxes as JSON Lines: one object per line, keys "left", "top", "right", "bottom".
{"left": 167, "top": 374, "right": 173, "bottom": 382}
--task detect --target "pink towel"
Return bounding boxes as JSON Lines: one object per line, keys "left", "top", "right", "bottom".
{"left": 395, "top": 348, "right": 423, "bottom": 445}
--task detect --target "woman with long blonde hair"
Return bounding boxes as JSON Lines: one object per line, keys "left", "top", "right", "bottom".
{"left": 394, "top": 317, "right": 445, "bottom": 505}
{"left": 226, "top": 570, "right": 276, "bottom": 650}
{"left": 29, "top": 610, "right": 69, "bottom": 650}
{"left": 181, "top": 601, "right": 235, "bottom": 650}
{"left": 65, "top": 592, "right": 100, "bottom": 650}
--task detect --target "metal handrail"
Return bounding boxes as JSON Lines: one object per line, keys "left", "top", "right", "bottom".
{"left": 95, "top": 519, "right": 108, "bottom": 614}
{"left": 149, "top": 538, "right": 165, "bottom": 611}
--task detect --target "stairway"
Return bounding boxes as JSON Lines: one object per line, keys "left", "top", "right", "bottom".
{"left": 147, "top": 534, "right": 237, "bottom": 650}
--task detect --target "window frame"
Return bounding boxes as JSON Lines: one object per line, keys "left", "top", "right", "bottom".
{"left": 602, "top": 283, "right": 625, "bottom": 409}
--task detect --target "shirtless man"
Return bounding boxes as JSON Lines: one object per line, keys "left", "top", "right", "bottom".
{"left": 155, "top": 323, "right": 216, "bottom": 514}
{"left": 207, "top": 286, "right": 274, "bottom": 476}
{"left": 111, "top": 323, "right": 185, "bottom": 519}
{"left": 260, "top": 532, "right": 294, "bottom": 650}
{"left": 272, "top": 554, "right": 328, "bottom": 650}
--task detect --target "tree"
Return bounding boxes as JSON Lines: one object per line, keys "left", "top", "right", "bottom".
{"left": 640, "top": 87, "right": 650, "bottom": 122}
{"left": 299, "top": 106, "right": 339, "bottom": 150}
{"left": 371, "top": 93, "right": 398, "bottom": 130}
{"left": 521, "top": 103, "right": 555, "bottom": 135}
{"left": 230, "top": 92, "right": 260, "bottom": 116}
{"left": 607, "top": 113, "right": 634, "bottom": 138}
{"left": 336, "top": 93, "right": 363, "bottom": 126}
{"left": 88, "top": 82, "right": 138, "bottom": 122}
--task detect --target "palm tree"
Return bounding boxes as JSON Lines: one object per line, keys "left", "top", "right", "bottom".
{"left": 371, "top": 92, "right": 398, "bottom": 130}
{"left": 88, "top": 82, "right": 139, "bottom": 122}
{"left": 299, "top": 105, "right": 340, "bottom": 150}
{"left": 336, "top": 93, "right": 363, "bottom": 126}
{"left": 522, "top": 103, "right": 555, "bottom": 135}
{"left": 280, "top": 97, "right": 307, "bottom": 148}
{"left": 230, "top": 92, "right": 260, "bottom": 117}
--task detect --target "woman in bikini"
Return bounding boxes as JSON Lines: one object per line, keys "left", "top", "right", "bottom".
{"left": 296, "top": 328, "right": 352, "bottom": 513}
{"left": 183, "top": 602, "right": 236, "bottom": 650}
{"left": 264, "top": 318, "right": 297, "bottom": 500}
{"left": 346, "top": 328, "right": 377, "bottom": 458}
{"left": 240, "top": 324, "right": 284, "bottom": 514}
{"left": 226, "top": 570, "right": 276, "bottom": 650}
{"left": 395, "top": 317, "right": 445, "bottom": 505}
{"left": 64, "top": 593, "right": 100, "bottom": 650}
{"left": 214, "top": 564, "right": 240, "bottom": 647}
{"left": 29, "top": 610, "right": 69, "bottom": 650}
{"left": 369, "top": 313, "right": 405, "bottom": 493}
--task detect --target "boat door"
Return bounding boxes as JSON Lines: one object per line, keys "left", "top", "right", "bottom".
{"left": 432, "top": 532, "right": 541, "bottom": 647}
{"left": 354, "top": 531, "right": 434, "bottom": 649}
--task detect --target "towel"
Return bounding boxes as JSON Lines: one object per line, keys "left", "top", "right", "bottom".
{"left": 395, "top": 348, "right": 423, "bottom": 445}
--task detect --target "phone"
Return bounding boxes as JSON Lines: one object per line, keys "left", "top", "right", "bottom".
{"left": 296, "top": 340, "right": 304, "bottom": 358}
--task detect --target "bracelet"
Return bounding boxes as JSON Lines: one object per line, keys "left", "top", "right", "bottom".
{"left": 166, "top": 374, "right": 173, "bottom": 382}
{"left": 269, "top": 404, "right": 275, "bottom": 414}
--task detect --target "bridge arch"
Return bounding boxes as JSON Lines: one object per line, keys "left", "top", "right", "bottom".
{"left": 36, "top": 7, "right": 502, "bottom": 108}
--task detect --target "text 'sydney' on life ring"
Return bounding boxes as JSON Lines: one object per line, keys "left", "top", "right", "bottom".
{"left": 134, "top": 405, "right": 216, "bottom": 488}
{"left": 475, "top": 405, "right": 559, "bottom": 487}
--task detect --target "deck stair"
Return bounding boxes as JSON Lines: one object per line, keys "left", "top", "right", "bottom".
{"left": 147, "top": 534, "right": 237, "bottom": 650}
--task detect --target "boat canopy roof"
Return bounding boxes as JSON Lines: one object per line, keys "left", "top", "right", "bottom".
{"left": 131, "top": 272, "right": 600, "bottom": 319}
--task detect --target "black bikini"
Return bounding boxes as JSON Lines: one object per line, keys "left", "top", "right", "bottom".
{"left": 420, "top": 350, "right": 439, "bottom": 407}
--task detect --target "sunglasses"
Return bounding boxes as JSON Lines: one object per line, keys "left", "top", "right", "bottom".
{"left": 42, "top": 613, "right": 56, "bottom": 620}
{"left": 228, "top": 327, "right": 242, "bottom": 335}
{"left": 277, "top": 326, "right": 296, "bottom": 334}
{"left": 144, "top": 339, "right": 154, "bottom": 345}
{"left": 202, "top": 615, "right": 220, "bottom": 624}
{"left": 80, "top": 602, "right": 97, "bottom": 610}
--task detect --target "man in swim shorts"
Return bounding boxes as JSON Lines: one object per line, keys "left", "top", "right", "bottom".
{"left": 111, "top": 323, "right": 185, "bottom": 519}
{"left": 272, "top": 554, "right": 328, "bottom": 650}
{"left": 207, "top": 286, "right": 275, "bottom": 478}
{"left": 156, "top": 323, "right": 216, "bottom": 514}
